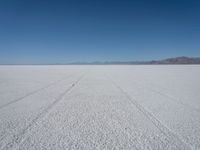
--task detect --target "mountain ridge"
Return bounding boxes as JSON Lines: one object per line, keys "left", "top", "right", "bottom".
{"left": 69, "top": 56, "right": 200, "bottom": 65}
{"left": 1, "top": 56, "right": 200, "bottom": 65}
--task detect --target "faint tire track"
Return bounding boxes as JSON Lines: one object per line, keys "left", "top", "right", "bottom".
{"left": 106, "top": 75, "right": 193, "bottom": 150}
{"left": 0, "top": 73, "right": 74, "bottom": 110}
{"left": 129, "top": 80, "right": 200, "bottom": 113}
{"left": 1, "top": 73, "right": 86, "bottom": 150}
{"left": 142, "top": 82, "right": 200, "bottom": 112}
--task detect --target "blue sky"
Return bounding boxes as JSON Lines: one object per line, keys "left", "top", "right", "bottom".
{"left": 0, "top": 0, "right": 200, "bottom": 64}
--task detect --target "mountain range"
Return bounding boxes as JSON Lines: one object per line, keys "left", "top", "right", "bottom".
{"left": 69, "top": 56, "right": 200, "bottom": 65}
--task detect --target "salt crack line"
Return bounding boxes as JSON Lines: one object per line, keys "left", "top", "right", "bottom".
{"left": 106, "top": 75, "right": 194, "bottom": 150}
{"left": 0, "top": 73, "right": 74, "bottom": 110}
{"left": 1, "top": 73, "right": 86, "bottom": 150}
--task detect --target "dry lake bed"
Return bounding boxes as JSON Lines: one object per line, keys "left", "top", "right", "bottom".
{"left": 0, "top": 65, "right": 200, "bottom": 150}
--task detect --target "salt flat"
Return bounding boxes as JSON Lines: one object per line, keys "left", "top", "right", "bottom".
{"left": 0, "top": 65, "right": 200, "bottom": 150}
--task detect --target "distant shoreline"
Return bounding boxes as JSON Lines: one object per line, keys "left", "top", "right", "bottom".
{"left": 1, "top": 56, "right": 200, "bottom": 65}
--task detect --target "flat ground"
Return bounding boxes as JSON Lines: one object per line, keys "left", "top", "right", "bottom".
{"left": 0, "top": 65, "right": 200, "bottom": 150}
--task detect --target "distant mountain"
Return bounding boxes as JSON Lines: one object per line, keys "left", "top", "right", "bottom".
{"left": 148, "top": 56, "right": 200, "bottom": 64}
{"left": 69, "top": 56, "right": 200, "bottom": 65}
{"left": 1, "top": 56, "right": 200, "bottom": 65}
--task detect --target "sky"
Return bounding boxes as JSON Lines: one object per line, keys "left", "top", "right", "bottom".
{"left": 0, "top": 0, "right": 200, "bottom": 64}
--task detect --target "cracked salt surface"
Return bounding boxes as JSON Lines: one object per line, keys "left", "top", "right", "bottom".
{"left": 0, "top": 65, "right": 199, "bottom": 149}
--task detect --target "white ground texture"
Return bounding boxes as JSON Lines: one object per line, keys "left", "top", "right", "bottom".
{"left": 0, "top": 65, "right": 200, "bottom": 150}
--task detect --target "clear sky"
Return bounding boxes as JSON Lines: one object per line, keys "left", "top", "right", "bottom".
{"left": 0, "top": 0, "right": 200, "bottom": 64}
